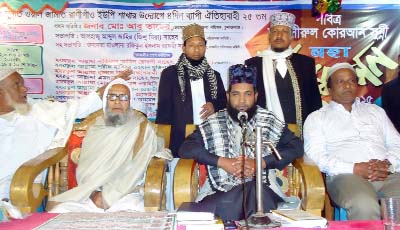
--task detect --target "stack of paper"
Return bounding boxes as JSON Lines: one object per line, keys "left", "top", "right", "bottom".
{"left": 271, "top": 209, "right": 328, "bottom": 228}
{"left": 35, "top": 212, "right": 175, "bottom": 230}
{"left": 176, "top": 202, "right": 223, "bottom": 230}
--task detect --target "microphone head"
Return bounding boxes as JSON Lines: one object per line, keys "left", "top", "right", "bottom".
{"left": 237, "top": 111, "right": 248, "bottom": 121}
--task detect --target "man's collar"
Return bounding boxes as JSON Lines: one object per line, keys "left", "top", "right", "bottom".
{"left": 329, "top": 98, "right": 360, "bottom": 111}
{"left": 256, "top": 47, "right": 293, "bottom": 59}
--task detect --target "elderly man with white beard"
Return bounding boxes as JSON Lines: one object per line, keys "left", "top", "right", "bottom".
{"left": 49, "top": 79, "right": 172, "bottom": 212}
{"left": 0, "top": 68, "right": 131, "bottom": 201}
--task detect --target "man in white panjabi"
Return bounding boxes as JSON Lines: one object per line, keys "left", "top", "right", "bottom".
{"left": 49, "top": 79, "right": 172, "bottom": 213}
{"left": 0, "top": 68, "right": 131, "bottom": 201}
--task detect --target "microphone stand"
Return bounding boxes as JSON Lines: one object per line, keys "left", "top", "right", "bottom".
{"left": 239, "top": 118, "right": 250, "bottom": 227}
{"left": 244, "top": 126, "right": 281, "bottom": 228}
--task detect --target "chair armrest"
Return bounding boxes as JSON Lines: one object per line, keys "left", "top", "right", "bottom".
{"left": 10, "top": 147, "right": 67, "bottom": 214}
{"left": 144, "top": 157, "right": 167, "bottom": 211}
{"left": 173, "top": 159, "right": 199, "bottom": 209}
{"left": 293, "top": 156, "right": 325, "bottom": 216}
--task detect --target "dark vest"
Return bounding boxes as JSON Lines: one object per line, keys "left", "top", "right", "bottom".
{"left": 275, "top": 70, "right": 296, "bottom": 123}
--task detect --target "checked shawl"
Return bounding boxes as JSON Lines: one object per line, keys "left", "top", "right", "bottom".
{"left": 198, "top": 106, "right": 285, "bottom": 192}
{"left": 176, "top": 53, "right": 218, "bottom": 102}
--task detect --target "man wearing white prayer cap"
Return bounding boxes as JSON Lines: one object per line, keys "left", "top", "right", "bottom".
{"left": 245, "top": 11, "right": 322, "bottom": 137}
{"left": 48, "top": 78, "right": 172, "bottom": 213}
{"left": 304, "top": 62, "right": 400, "bottom": 220}
{"left": 0, "top": 68, "right": 131, "bottom": 202}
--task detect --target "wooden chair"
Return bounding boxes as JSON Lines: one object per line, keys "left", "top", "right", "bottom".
{"left": 172, "top": 124, "right": 326, "bottom": 216}
{"left": 10, "top": 110, "right": 168, "bottom": 214}
{"left": 154, "top": 124, "right": 197, "bottom": 209}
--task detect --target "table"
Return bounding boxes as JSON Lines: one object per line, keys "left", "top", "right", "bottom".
{"left": 0, "top": 213, "right": 385, "bottom": 230}
{"left": 0, "top": 213, "right": 57, "bottom": 229}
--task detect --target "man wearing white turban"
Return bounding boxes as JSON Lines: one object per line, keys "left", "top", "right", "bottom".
{"left": 49, "top": 79, "right": 172, "bottom": 212}
{"left": 0, "top": 68, "right": 131, "bottom": 201}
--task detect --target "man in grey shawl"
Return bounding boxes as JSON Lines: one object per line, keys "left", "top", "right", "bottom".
{"left": 49, "top": 78, "right": 172, "bottom": 212}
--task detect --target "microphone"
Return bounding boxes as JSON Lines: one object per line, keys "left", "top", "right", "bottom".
{"left": 237, "top": 111, "right": 248, "bottom": 125}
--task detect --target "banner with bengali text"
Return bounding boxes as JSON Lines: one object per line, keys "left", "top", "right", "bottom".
{"left": 0, "top": 1, "right": 399, "bottom": 119}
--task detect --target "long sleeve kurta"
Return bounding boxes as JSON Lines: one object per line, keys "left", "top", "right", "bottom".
{"left": 304, "top": 99, "right": 400, "bottom": 176}
{"left": 0, "top": 92, "right": 102, "bottom": 199}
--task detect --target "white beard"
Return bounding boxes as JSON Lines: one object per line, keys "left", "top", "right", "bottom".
{"left": 4, "top": 91, "right": 31, "bottom": 115}
{"left": 14, "top": 102, "right": 31, "bottom": 115}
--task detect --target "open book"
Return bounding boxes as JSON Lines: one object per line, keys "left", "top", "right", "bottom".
{"left": 271, "top": 209, "right": 328, "bottom": 228}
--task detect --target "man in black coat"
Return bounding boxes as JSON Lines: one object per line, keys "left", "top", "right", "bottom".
{"left": 381, "top": 74, "right": 400, "bottom": 133}
{"left": 245, "top": 12, "right": 321, "bottom": 136}
{"left": 156, "top": 24, "right": 227, "bottom": 156}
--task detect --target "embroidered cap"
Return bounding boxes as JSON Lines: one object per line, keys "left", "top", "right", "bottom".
{"left": 182, "top": 23, "right": 205, "bottom": 41}
{"left": 327, "top": 62, "right": 357, "bottom": 79}
{"left": 270, "top": 12, "right": 295, "bottom": 29}
{"left": 228, "top": 64, "right": 257, "bottom": 87}
{"left": 0, "top": 68, "right": 17, "bottom": 82}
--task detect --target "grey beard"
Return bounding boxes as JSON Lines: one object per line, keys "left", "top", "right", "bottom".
{"left": 105, "top": 109, "right": 130, "bottom": 126}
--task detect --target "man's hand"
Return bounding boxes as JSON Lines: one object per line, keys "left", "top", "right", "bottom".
{"left": 353, "top": 162, "right": 370, "bottom": 179}
{"left": 218, "top": 157, "right": 241, "bottom": 176}
{"left": 90, "top": 191, "right": 109, "bottom": 209}
{"left": 353, "top": 160, "right": 390, "bottom": 181}
{"left": 368, "top": 159, "right": 390, "bottom": 181}
{"left": 113, "top": 69, "right": 133, "bottom": 81}
{"left": 97, "top": 69, "right": 133, "bottom": 98}
{"left": 218, "top": 156, "right": 266, "bottom": 179}
{"left": 200, "top": 102, "right": 215, "bottom": 120}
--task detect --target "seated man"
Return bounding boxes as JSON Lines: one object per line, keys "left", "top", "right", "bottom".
{"left": 49, "top": 78, "right": 172, "bottom": 212}
{"left": 304, "top": 62, "right": 400, "bottom": 220}
{"left": 179, "top": 64, "right": 303, "bottom": 221}
{"left": 0, "top": 68, "right": 131, "bottom": 201}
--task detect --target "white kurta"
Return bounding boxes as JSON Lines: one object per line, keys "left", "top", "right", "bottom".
{"left": 190, "top": 79, "right": 206, "bottom": 125}
{"left": 304, "top": 99, "right": 400, "bottom": 176}
{"left": 0, "top": 92, "right": 102, "bottom": 199}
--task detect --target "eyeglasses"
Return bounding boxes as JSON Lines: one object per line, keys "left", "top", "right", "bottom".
{"left": 107, "top": 94, "right": 130, "bottom": 101}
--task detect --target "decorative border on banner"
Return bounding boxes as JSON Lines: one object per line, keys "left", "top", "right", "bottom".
{"left": 0, "top": 2, "right": 69, "bottom": 13}
{"left": 66, "top": 2, "right": 400, "bottom": 10}
{"left": 1, "top": 1, "right": 398, "bottom": 12}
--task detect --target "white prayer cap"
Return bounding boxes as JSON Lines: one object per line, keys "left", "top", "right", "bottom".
{"left": 270, "top": 12, "right": 295, "bottom": 29}
{"left": 0, "top": 68, "right": 18, "bottom": 82}
{"left": 327, "top": 62, "right": 356, "bottom": 79}
{"left": 102, "top": 78, "right": 147, "bottom": 115}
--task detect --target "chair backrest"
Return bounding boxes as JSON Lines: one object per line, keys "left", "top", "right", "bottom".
{"left": 155, "top": 124, "right": 196, "bottom": 149}
{"left": 278, "top": 123, "right": 301, "bottom": 197}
